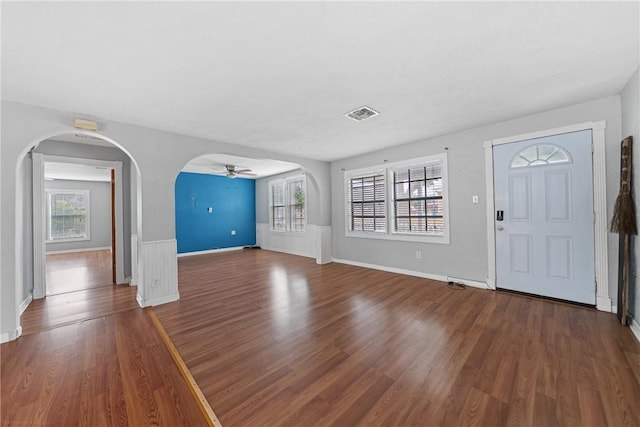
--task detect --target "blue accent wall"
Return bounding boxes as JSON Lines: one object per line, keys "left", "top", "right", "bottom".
{"left": 175, "top": 172, "right": 256, "bottom": 253}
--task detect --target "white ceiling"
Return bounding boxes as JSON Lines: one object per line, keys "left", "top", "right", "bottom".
{"left": 182, "top": 153, "right": 301, "bottom": 179}
{"left": 2, "top": 2, "right": 638, "bottom": 162}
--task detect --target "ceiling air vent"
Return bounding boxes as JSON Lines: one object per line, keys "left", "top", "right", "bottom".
{"left": 345, "top": 106, "right": 379, "bottom": 122}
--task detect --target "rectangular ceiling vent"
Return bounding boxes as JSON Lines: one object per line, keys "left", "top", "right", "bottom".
{"left": 345, "top": 106, "right": 379, "bottom": 122}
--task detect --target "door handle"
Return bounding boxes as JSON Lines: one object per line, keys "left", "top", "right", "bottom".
{"left": 497, "top": 225, "right": 504, "bottom": 231}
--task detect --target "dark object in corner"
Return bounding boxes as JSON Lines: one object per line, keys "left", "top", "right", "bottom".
{"left": 612, "top": 137, "right": 636, "bottom": 326}
{"left": 447, "top": 281, "right": 466, "bottom": 291}
{"left": 243, "top": 246, "right": 261, "bottom": 250}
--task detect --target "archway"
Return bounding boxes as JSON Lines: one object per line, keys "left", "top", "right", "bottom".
{"left": 176, "top": 153, "right": 327, "bottom": 263}
{"left": 14, "top": 130, "right": 142, "bottom": 332}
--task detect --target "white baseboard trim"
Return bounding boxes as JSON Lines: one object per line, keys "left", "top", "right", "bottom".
{"left": 630, "top": 316, "right": 640, "bottom": 343}
{"left": 177, "top": 246, "right": 245, "bottom": 258}
{"left": 261, "top": 245, "right": 315, "bottom": 259}
{"left": 19, "top": 293, "right": 33, "bottom": 315}
{"left": 137, "top": 292, "right": 180, "bottom": 308}
{"left": 46, "top": 246, "right": 111, "bottom": 255}
{"left": 0, "top": 326, "right": 22, "bottom": 344}
{"left": 331, "top": 258, "right": 491, "bottom": 290}
{"left": 597, "top": 296, "right": 613, "bottom": 313}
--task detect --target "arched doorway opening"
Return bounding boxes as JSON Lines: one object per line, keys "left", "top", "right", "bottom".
{"left": 176, "top": 153, "right": 326, "bottom": 263}
{"left": 14, "top": 130, "right": 142, "bottom": 332}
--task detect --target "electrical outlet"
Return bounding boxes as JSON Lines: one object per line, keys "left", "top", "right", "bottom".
{"left": 472, "top": 195, "right": 479, "bottom": 204}
{"left": 231, "top": 230, "right": 236, "bottom": 235}
{"left": 416, "top": 251, "right": 422, "bottom": 259}
{"left": 152, "top": 279, "right": 159, "bottom": 288}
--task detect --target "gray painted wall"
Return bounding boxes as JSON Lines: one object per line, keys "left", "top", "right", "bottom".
{"left": 621, "top": 68, "right": 639, "bottom": 319}
{"left": 44, "top": 179, "right": 111, "bottom": 252}
{"left": 1, "top": 100, "right": 332, "bottom": 340}
{"left": 331, "top": 96, "right": 623, "bottom": 302}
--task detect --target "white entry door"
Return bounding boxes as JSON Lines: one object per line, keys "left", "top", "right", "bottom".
{"left": 493, "top": 130, "right": 595, "bottom": 304}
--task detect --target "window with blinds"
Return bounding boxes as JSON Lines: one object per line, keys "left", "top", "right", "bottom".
{"left": 392, "top": 161, "right": 443, "bottom": 234}
{"left": 271, "top": 184, "right": 286, "bottom": 231}
{"left": 344, "top": 153, "right": 449, "bottom": 244}
{"left": 269, "top": 175, "right": 306, "bottom": 232}
{"left": 348, "top": 173, "right": 386, "bottom": 232}
{"left": 287, "top": 178, "right": 306, "bottom": 231}
{"left": 47, "top": 190, "right": 90, "bottom": 241}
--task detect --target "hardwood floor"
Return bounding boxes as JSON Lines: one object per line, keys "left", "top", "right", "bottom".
{"left": 46, "top": 249, "right": 113, "bottom": 295}
{"left": 21, "top": 283, "right": 138, "bottom": 335}
{"left": 153, "top": 249, "right": 640, "bottom": 427}
{"left": 1, "top": 308, "right": 209, "bottom": 426}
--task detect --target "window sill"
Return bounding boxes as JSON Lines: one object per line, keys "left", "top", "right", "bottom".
{"left": 46, "top": 237, "right": 90, "bottom": 244}
{"left": 345, "top": 231, "right": 449, "bottom": 244}
{"left": 269, "top": 229, "right": 307, "bottom": 237}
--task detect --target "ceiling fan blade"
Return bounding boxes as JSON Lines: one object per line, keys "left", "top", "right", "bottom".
{"left": 237, "top": 171, "right": 257, "bottom": 176}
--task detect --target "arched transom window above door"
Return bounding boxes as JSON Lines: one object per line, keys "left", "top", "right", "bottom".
{"left": 510, "top": 144, "right": 571, "bottom": 168}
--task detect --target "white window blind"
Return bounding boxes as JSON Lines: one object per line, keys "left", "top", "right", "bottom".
{"left": 348, "top": 172, "right": 386, "bottom": 233}
{"left": 344, "top": 153, "right": 449, "bottom": 244}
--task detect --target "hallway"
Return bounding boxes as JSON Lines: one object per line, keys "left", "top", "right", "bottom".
{"left": 46, "top": 249, "right": 113, "bottom": 295}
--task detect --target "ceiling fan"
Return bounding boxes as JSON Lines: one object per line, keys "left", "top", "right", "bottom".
{"left": 212, "top": 164, "right": 256, "bottom": 179}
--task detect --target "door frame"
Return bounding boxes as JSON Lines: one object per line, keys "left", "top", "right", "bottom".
{"left": 483, "top": 121, "right": 611, "bottom": 312}
{"left": 32, "top": 153, "right": 125, "bottom": 299}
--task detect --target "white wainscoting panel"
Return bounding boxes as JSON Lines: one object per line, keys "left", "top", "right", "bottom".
{"left": 256, "top": 223, "right": 333, "bottom": 264}
{"left": 130, "top": 234, "right": 138, "bottom": 286}
{"left": 136, "top": 239, "right": 179, "bottom": 307}
{"left": 256, "top": 223, "right": 316, "bottom": 259}
{"left": 630, "top": 315, "right": 640, "bottom": 343}
{"left": 317, "top": 225, "right": 332, "bottom": 264}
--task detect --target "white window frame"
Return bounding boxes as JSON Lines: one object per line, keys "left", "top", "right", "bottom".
{"left": 46, "top": 189, "right": 91, "bottom": 243}
{"left": 268, "top": 174, "right": 307, "bottom": 233}
{"left": 344, "top": 153, "right": 450, "bottom": 244}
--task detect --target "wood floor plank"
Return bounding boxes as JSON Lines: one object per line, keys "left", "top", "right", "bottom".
{"left": 21, "top": 284, "right": 139, "bottom": 335}
{"left": 1, "top": 309, "right": 209, "bottom": 427}
{"left": 150, "top": 249, "right": 640, "bottom": 426}
{"left": 46, "top": 249, "right": 113, "bottom": 295}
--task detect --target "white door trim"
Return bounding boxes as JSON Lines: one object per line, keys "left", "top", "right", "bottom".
{"left": 483, "top": 121, "right": 611, "bottom": 312}
{"left": 32, "top": 154, "right": 125, "bottom": 299}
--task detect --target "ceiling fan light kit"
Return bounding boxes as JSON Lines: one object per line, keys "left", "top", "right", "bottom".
{"left": 211, "top": 164, "right": 257, "bottom": 178}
